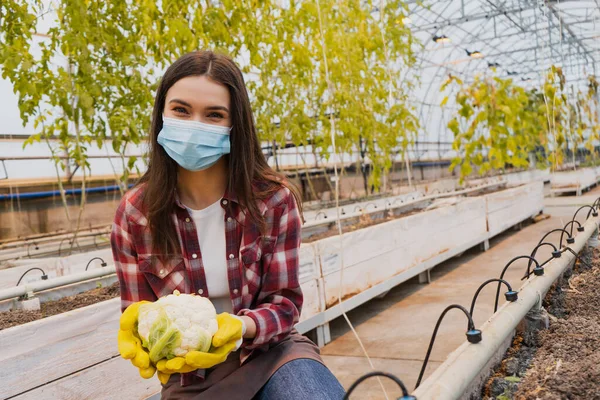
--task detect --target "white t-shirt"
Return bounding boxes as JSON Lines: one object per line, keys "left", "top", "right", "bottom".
{"left": 185, "top": 198, "right": 233, "bottom": 314}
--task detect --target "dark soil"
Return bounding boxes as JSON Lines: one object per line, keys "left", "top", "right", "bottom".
{"left": 483, "top": 247, "right": 600, "bottom": 399}
{"left": 0, "top": 282, "right": 120, "bottom": 331}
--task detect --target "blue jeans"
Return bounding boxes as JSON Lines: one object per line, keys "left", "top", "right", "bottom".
{"left": 255, "top": 359, "right": 345, "bottom": 400}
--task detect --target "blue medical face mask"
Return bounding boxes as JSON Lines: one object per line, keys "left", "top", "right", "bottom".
{"left": 157, "top": 116, "right": 232, "bottom": 171}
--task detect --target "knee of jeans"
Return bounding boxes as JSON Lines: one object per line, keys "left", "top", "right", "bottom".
{"left": 278, "top": 359, "right": 344, "bottom": 390}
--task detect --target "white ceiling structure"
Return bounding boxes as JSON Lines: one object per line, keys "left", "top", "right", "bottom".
{"left": 407, "top": 0, "right": 600, "bottom": 160}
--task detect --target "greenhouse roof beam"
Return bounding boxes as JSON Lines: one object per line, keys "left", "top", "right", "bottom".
{"left": 483, "top": 17, "right": 600, "bottom": 41}
{"left": 412, "top": 4, "right": 539, "bottom": 33}
{"left": 414, "top": 4, "right": 528, "bottom": 75}
{"left": 496, "top": 53, "right": 597, "bottom": 73}
{"left": 547, "top": 3, "right": 598, "bottom": 69}
{"left": 477, "top": 42, "right": 600, "bottom": 59}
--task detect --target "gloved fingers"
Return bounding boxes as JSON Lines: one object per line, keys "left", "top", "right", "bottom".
{"left": 139, "top": 365, "right": 156, "bottom": 379}
{"left": 157, "top": 371, "right": 172, "bottom": 385}
{"left": 156, "top": 358, "right": 197, "bottom": 374}
{"left": 155, "top": 359, "right": 173, "bottom": 374}
{"left": 117, "top": 329, "right": 140, "bottom": 359}
{"left": 164, "top": 357, "right": 186, "bottom": 371}
{"left": 130, "top": 340, "right": 150, "bottom": 369}
{"left": 212, "top": 313, "right": 243, "bottom": 348}
{"left": 185, "top": 341, "right": 237, "bottom": 369}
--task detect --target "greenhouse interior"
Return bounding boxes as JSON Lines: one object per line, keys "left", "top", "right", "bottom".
{"left": 1, "top": 0, "right": 600, "bottom": 399}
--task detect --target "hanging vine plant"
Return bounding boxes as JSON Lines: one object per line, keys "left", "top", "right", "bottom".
{"left": 2, "top": 0, "right": 420, "bottom": 206}
{"left": 442, "top": 74, "right": 545, "bottom": 179}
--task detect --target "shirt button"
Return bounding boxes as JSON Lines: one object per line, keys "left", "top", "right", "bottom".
{"left": 185, "top": 217, "right": 190, "bottom": 222}
{"left": 198, "top": 289, "right": 204, "bottom": 295}
{"left": 192, "top": 253, "right": 198, "bottom": 259}
{"left": 233, "top": 289, "right": 239, "bottom": 294}
{"left": 227, "top": 217, "right": 232, "bottom": 222}
{"left": 222, "top": 199, "right": 228, "bottom": 205}
{"left": 228, "top": 254, "right": 235, "bottom": 259}
{"left": 159, "top": 269, "right": 166, "bottom": 276}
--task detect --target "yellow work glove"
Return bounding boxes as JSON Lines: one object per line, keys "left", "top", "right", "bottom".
{"left": 117, "top": 301, "right": 156, "bottom": 380}
{"left": 212, "top": 313, "right": 245, "bottom": 347}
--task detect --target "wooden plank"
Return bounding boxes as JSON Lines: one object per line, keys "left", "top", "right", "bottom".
{"left": 0, "top": 298, "right": 121, "bottom": 398}
{"left": 12, "top": 356, "right": 161, "bottom": 400}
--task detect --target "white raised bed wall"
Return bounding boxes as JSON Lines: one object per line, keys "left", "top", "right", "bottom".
{"left": 297, "top": 244, "right": 323, "bottom": 322}
{"left": 317, "top": 197, "right": 488, "bottom": 308}
{"left": 551, "top": 168, "right": 598, "bottom": 195}
{"left": 502, "top": 169, "right": 550, "bottom": 186}
{"left": 486, "top": 181, "right": 545, "bottom": 239}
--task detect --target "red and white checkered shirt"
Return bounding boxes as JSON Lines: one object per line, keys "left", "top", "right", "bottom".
{"left": 110, "top": 182, "right": 303, "bottom": 386}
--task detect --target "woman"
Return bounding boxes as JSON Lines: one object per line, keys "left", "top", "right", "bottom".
{"left": 110, "top": 51, "right": 345, "bottom": 400}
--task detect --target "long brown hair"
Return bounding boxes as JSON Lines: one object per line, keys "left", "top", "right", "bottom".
{"left": 138, "top": 51, "right": 302, "bottom": 257}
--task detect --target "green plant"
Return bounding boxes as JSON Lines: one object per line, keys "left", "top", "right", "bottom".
{"left": 2, "top": 0, "right": 419, "bottom": 210}
{"left": 443, "top": 74, "right": 544, "bottom": 179}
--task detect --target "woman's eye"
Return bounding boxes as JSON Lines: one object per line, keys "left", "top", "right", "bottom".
{"left": 173, "top": 107, "right": 188, "bottom": 114}
{"left": 208, "top": 112, "right": 224, "bottom": 119}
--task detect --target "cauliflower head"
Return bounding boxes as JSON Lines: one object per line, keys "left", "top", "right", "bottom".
{"left": 137, "top": 291, "right": 218, "bottom": 363}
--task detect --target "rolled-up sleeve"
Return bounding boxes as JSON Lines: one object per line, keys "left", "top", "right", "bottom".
{"left": 238, "top": 189, "right": 303, "bottom": 349}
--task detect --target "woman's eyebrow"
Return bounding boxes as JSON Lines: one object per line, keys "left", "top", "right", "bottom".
{"left": 168, "top": 99, "right": 192, "bottom": 107}
{"left": 206, "top": 105, "right": 230, "bottom": 113}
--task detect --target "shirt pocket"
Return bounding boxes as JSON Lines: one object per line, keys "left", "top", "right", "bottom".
{"left": 240, "top": 236, "right": 277, "bottom": 292}
{"left": 138, "top": 255, "right": 187, "bottom": 298}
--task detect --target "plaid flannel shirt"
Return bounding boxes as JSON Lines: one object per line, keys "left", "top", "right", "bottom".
{"left": 110, "top": 182, "right": 303, "bottom": 386}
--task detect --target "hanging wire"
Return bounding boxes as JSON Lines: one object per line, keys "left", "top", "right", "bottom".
{"left": 314, "top": 0, "right": 388, "bottom": 398}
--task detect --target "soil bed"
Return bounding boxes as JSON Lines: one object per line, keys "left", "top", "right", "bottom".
{"left": 304, "top": 205, "right": 427, "bottom": 243}
{"left": 0, "top": 282, "right": 120, "bottom": 331}
{"left": 482, "top": 247, "right": 600, "bottom": 399}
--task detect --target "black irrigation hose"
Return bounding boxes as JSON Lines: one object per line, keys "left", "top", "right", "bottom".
{"left": 343, "top": 372, "right": 415, "bottom": 400}
{"left": 315, "top": 211, "right": 328, "bottom": 220}
{"left": 494, "top": 255, "right": 542, "bottom": 313}
{"left": 26, "top": 241, "right": 39, "bottom": 258}
{"left": 469, "top": 278, "right": 518, "bottom": 320}
{"left": 525, "top": 242, "right": 561, "bottom": 279}
{"left": 343, "top": 198, "right": 600, "bottom": 396}
{"left": 537, "top": 228, "right": 576, "bottom": 250}
{"left": 414, "top": 304, "right": 481, "bottom": 390}
{"left": 564, "top": 219, "right": 584, "bottom": 238}
{"left": 572, "top": 205, "right": 599, "bottom": 224}
{"left": 16, "top": 267, "right": 48, "bottom": 286}
{"left": 84, "top": 257, "right": 108, "bottom": 271}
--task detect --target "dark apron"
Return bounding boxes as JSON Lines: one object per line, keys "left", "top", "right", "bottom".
{"left": 160, "top": 332, "right": 323, "bottom": 400}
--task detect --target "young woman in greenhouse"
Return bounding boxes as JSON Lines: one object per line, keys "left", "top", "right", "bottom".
{"left": 110, "top": 50, "right": 345, "bottom": 399}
